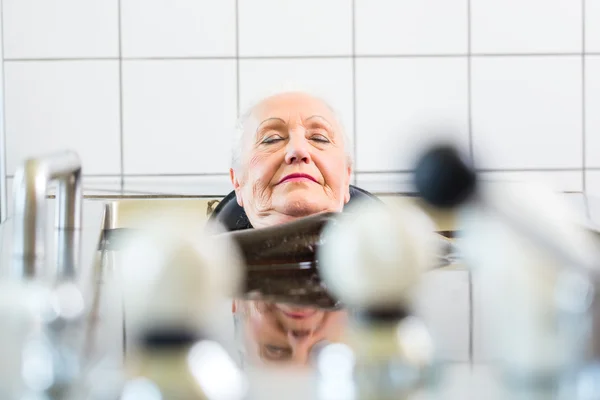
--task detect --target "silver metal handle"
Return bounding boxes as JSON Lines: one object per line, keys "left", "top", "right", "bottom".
{"left": 12, "top": 151, "right": 82, "bottom": 279}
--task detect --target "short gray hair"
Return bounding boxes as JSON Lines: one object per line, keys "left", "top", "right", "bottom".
{"left": 231, "top": 92, "right": 354, "bottom": 171}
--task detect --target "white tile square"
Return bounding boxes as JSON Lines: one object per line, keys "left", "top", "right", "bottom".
{"left": 237, "top": 0, "right": 352, "bottom": 56}
{"left": 123, "top": 175, "right": 232, "bottom": 196}
{"left": 586, "top": 0, "right": 600, "bottom": 52}
{"left": 586, "top": 57, "right": 600, "bottom": 167}
{"left": 413, "top": 270, "right": 470, "bottom": 362}
{"left": 238, "top": 58, "right": 354, "bottom": 142}
{"left": 471, "top": 57, "right": 582, "bottom": 169}
{"left": 0, "top": 21, "right": 4, "bottom": 222}
{"left": 5, "top": 61, "right": 121, "bottom": 176}
{"left": 561, "top": 192, "right": 590, "bottom": 223}
{"left": 354, "top": 172, "right": 415, "bottom": 194}
{"left": 122, "top": 60, "right": 237, "bottom": 174}
{"left": 355, "top": 0, "right": 468, "bottom": 55}
{"left": 5, "top": 179, "right": 14, "bottom": 220}
{"left": 477, "top": 171, "right": 583, "bottom": 193}
{"left": 586, "top": 173, "right": 600, "bottom": 225}
{"left": 471, "top": 0, "right": 582, "bottom": 54}
{"left": 587, "top": 171, "right": 600, "bottom": 197}
{"left": 121, "top": 0, "right": 236, "bottom": 58}
{"left": 355, "top": 57, "right": 469, "bottom": 172}
{"left": 472, "top": 272, "right": 488, "bottom": 363}
{"left": 1, "top": 174, "right": 7, "bottom": 223}
{"left": 3, "top": 0, "right": 119, "bottom": 59}
{"left": 45, "top": 176, "right": 123, "bottom": 198}
{"left": 77, "top": 177, "right": 123, "bottom": 195}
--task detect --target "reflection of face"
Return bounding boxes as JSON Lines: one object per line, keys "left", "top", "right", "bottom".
{"left": 233, "top": 300, "right": 348, "bottom": 366}
{"left": 230, "top": 92, "right": 352, "bottom": 229}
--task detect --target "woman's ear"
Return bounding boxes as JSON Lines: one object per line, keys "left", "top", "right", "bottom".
{"left": 230, "top": 168, "right": 244, "bottom": 207}
{"left": 344, "top": 165, "right": 352, "bottom": 204}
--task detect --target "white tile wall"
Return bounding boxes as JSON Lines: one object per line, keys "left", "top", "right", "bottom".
{"left": 586, "top": 0, "right": 600, "bottom": 52}
{"left": 587, "top": 176, "right": 600, "bottom": 224}
{"left": 586, "top": 56, "right": 600, "bottom": 167}
{"left": 3, "top": 0, "right": 119, "bottom": 59}
{"left": 587, "top": 171, "right": 600, "bottom": 198}
{"left": 123, "top": 175, "right": 232, "bottom": 196}
{"left": 122, "top": 59, "right": 237, "bottom": 174}
{"left": 354, "top": 0, "right": 469, "bottom": 55}
{"left": 471, "top": 270, "right": 487, "bottom": 363}
{"left": 238, "top": 58, "right": 354, "bottom": 135}
{"left": 413, "top": 270, "right": 471, "bottom": 362}
{"left": 471, "top": 56, "right": 582, "bottom": 169}
{"left": 477, "top": 171, "right": 583, "bottom": 193}
{"left": 354, "top": 172, "right": 415, "bottom": 194}
{"left": 121, "top": 0, "right": 236, "bottom": 58}
{"left": 0, "top": 1, "right": 596, "bottom": 210}
{"left": 237, "top": 0, "right": 352, "bottom": 57}
{"left": 471, "top": 0, "right": 582, "bottom": 54}
{"left": 355, "top": 57, "right": 469, "bottom": 171}
{"left": 4, "top": 61, "right": 121, "bottom": 175}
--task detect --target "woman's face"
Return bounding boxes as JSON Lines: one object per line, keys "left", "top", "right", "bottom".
{"left": 230, "top": 92, "right": 352, "bottom": 228}
{"left": 234, "top": 300, "right": 348, "bottom": 366}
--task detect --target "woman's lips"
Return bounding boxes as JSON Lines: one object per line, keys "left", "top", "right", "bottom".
{"left": 277, "top": 305, "right": 318, "bottom": 319}
{"left": 278, "top": 173, "right": 317, "bottom": 184}
{"left": 282, "top": 310, "right": 317, "bottom": 319}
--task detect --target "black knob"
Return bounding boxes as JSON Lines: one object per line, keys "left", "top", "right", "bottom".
{"left": 414, "top": 144, "right": 477, "bottom": 209}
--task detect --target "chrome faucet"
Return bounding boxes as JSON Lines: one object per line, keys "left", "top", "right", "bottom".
{"left": 11, "top": 151, "right": 82, "bottom": 279}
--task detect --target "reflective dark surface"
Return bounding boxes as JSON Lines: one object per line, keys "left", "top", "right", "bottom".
{"left": 232, "top": 299, "right": 348, "bottom": 367}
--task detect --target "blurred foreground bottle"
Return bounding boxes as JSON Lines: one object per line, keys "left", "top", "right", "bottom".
{"left": 314, "top": 199, "right": 442, "bottom": 400}
{"left": 111, "top": 220, "right": 246, "bottom": 400}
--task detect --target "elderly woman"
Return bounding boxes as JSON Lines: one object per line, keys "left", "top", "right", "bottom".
{"left": 229, "top": 91, "right": 353, "bottom": 228}
{"left": 228, "top": 90, "right": 353, "bottom": 366}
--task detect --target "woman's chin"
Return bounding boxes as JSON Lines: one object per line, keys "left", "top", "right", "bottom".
{"left": 276, "top": 196, "right": 324, "bottom": 218}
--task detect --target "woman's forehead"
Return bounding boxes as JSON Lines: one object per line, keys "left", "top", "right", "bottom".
{"left": 250, "top": 93, "right": 339, "bottom": 127}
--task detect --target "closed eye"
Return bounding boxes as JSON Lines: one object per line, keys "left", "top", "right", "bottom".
{"left": 310, "top": 134, "right": 330, "bottom": 143}
{"left": 262, "top": 344, "right": 292, "bottom": 361}
{"left": 262, "top": 135, "right": 284, "bottom": 144}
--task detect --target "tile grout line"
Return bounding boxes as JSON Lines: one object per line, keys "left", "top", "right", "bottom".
{"left": 584, "top": 192, "right": 592, "bottom": 221}
{"left": 467, "top": 0, "right": 474, "bottom": 367}
{"left": 0, "top": 0, "right": 7, "bottom": 222}
{"left": 467, "top": 0, "right": 474, "bottom": 163}
{"left": 4, "top": 167, "right": 598, "bottom": 180}
{"left": 357, "top": 167, "right": 592, "bottom": 173}
{"left": 582, "top": 0, "right": 587, "bottom": 193}
{"left": 117, "top": 0, "right": 125, "bottom": 191}
{"left": 351, "top": 0, "right": 357, "bottom": 185}
{"left": 117, "top": 0, "right": 127, "bottom": 351}
{"left": 5, "top": 53, "right": 600, "bottom": 63}
{"left": 468, "top": 270, "right": 474, "bottom": 368}
{"left": 235, "top": 0, "right": 240, "bottom": 116}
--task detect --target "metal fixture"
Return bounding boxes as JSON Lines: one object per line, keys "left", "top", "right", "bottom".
{"left": 11, "top": 151, "right": 82, "bottom": 279}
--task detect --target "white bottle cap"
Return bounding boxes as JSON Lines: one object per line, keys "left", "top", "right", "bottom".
{"left": 318, "top": 199, "right": 438, "bottom": 309}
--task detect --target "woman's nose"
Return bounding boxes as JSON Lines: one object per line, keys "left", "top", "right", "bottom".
{"left": 288, "top": 330, "right": 312, "bottom": 345}
{"left": 285, "top": 137, "right": 311, "bottom": 164}
{"left": 290, "top": 329, "right": 311, "bottom": 339}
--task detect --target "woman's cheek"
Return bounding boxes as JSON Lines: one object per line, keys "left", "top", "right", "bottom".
{"left": 251, "top": 155, "right": 279, "bottom": 185}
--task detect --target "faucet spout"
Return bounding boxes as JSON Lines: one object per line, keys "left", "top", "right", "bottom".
{"left": 12, "top": 151, "right": 82, "bottom": 279}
